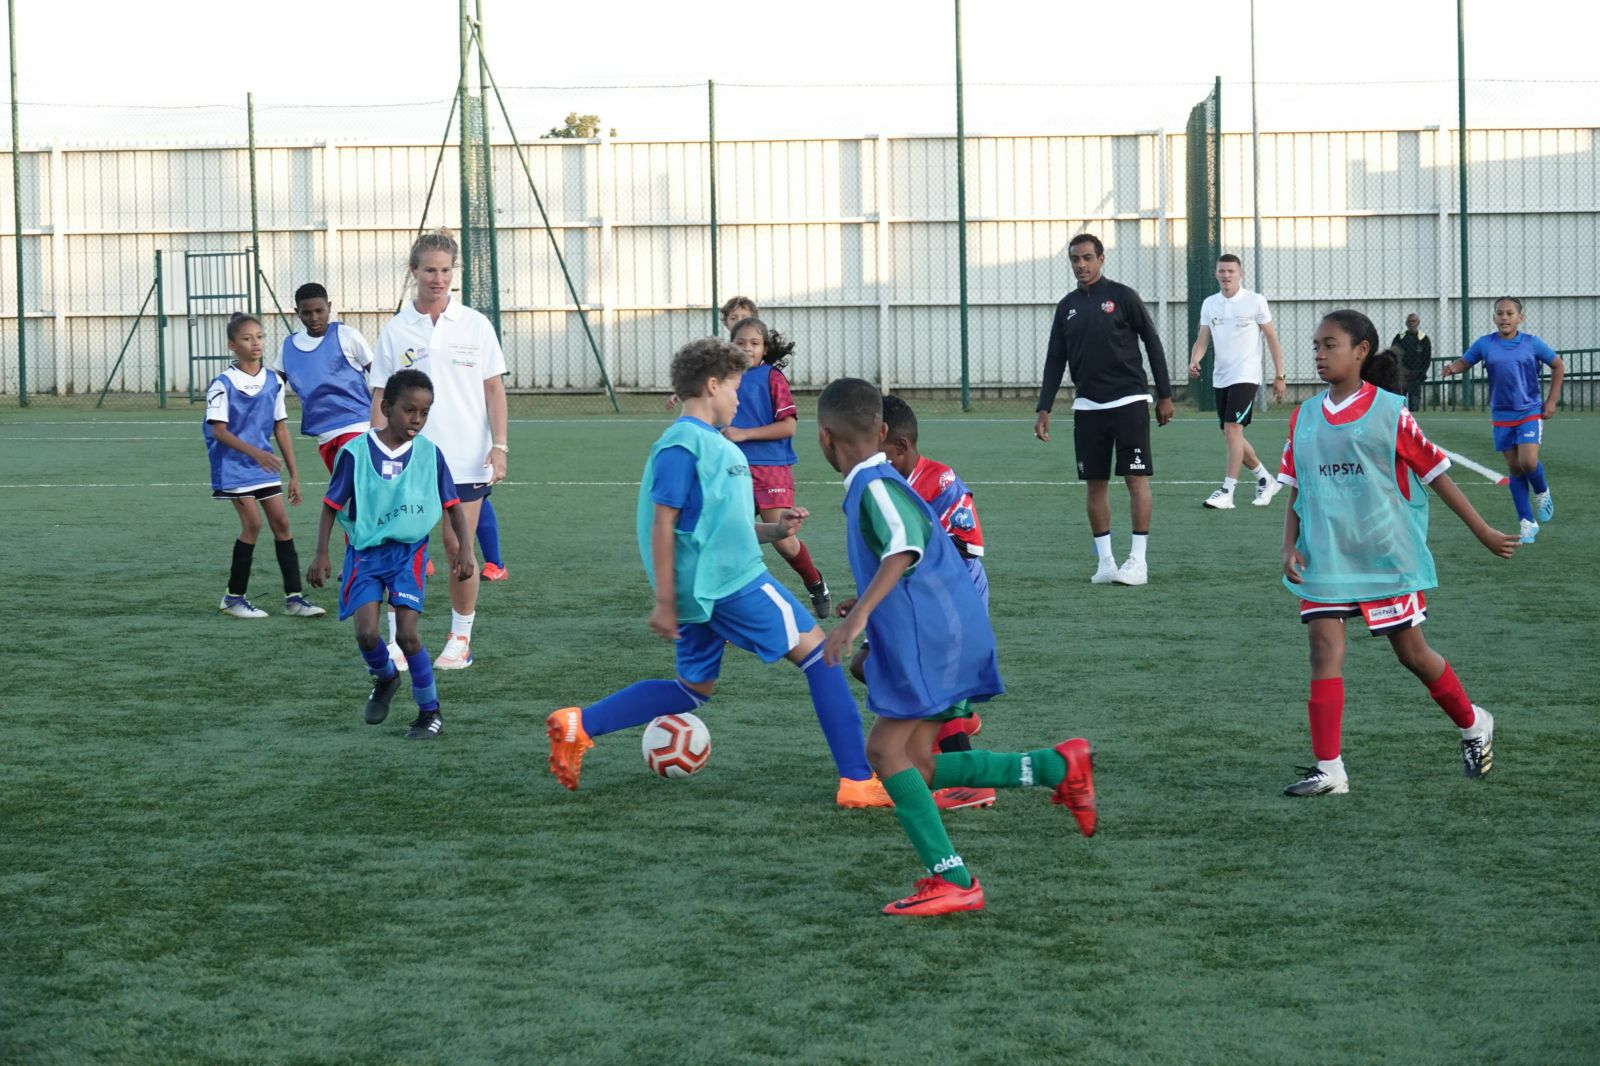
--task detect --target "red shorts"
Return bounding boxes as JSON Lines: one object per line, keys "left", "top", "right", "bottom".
{"left": 318, "top": 431, "right": 365, "bottom": 473}
{"left": 1299, "top": 591, "right": 1427, "bottom": 635}
{"left": 750, "top": 464, "right": 796, "bottom": 511}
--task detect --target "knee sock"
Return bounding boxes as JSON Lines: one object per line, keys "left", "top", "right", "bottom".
{"left": 1425, "top": 662, "right": 1476, "bottom": 730}
{"left": 784, "top": 541, "right": 823, "bottom": 586}
{"left": 477, "top": 498, "right": 503, "bottom": 567}
{"left": 580, "top": 679, "right": 705, "bottom": 738}
{"left": 274, "top": 538, "right": 303, "bottom": 595}
{"left": 228, "top": 539, "right": 255, "bottom": 597}
{"left": 359, "top": 640, "right": 396, "bottom": 679}
{"left": 1092, "top": 531, "right": 1113, "bottom": 562}
{"left": 1308, "top": 677, "right": 1344, "bottom": 762}
{"left": 408, "top": 648, "right": 439, "bottom": 712}
{"left": 1527, "top": 462, "right": 1548, "bottom": 494}
{"left": 882, "top": 768, "right": 972, "bottom": 888}
{"left": 799, "top": 646, "right": 873, "bottom": 781}
{"left": 931, "top": 747, "right": 1066, "bottom": 790}
{"left": 1508, "top": 475, "right": 1534, "bottom": 522}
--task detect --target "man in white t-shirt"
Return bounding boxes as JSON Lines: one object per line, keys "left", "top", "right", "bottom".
{"left": 371, "top": 286, "right": 508, "bottom": 670}
{"left": 1188, "top": 254, "right": 1287, "bottom": 509}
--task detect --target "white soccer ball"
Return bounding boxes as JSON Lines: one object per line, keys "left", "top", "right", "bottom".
{"left": 641, "top": 713, "right": 712, "bottom": 779}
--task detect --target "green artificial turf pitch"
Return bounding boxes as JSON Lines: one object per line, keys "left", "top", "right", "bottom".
{"left": 3, "top": 403, "right": 1596, "bottom": 1064}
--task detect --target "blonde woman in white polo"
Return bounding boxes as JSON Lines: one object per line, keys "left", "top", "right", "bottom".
{"left": 370, "top": 230, "right": 508, "bottom": 670}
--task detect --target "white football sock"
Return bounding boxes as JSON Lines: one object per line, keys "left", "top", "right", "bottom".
{"left": 1222, "top": 476, "right": 1238, "bottom": 492}
{"left": 387, "top": 610, "right": 398, "bottom": 644}
{"left": 1316, "top": 757, "right": 1346, "bottom": 778}
{"left": 451, "top": 610, "right": 476, "bottom": 642}
{"left": 1461, "top": 707, "right": 1490, "bottom": 739}
{"left": 1093, "top": 533, "right": 1113, "bottom": 562}
{"left": 1252, "top": 464, "right": 1272, "bottom": 483}
{"left": 1129, "top": 533, "right": 1148, "bottom": 564}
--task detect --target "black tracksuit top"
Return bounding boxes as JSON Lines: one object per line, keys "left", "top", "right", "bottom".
{"left": 1036, "top": 277, "right": 1172, "bottom": 411}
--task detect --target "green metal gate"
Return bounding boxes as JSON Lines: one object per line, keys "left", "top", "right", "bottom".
{"left": 184, "top": 249, "right": 255, "bottom": 402}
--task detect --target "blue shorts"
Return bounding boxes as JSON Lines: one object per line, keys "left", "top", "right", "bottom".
{"left": 675, "top": 576, "right": 814, "bottom": 684}
{"left": 1493, "top": 419, "right": 1541, "bottom": 452}
{"left": 339, "top": 540, "right": 429, "bottom": 621}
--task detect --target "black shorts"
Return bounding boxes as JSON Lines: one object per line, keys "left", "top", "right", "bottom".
{"left": 455, "top": 482, "right": 493, "bottom": 503}
{"left": 213, "top": 484, "right": 282, "bottom": 501}
{"left": 1073, "top": 403, "right": 1152, "bottom": 480}
{"left": 1215, "top": 383, "right": 1259, "bottom": 427}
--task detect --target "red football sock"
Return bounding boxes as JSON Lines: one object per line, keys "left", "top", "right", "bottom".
{"left": 1308, "top": 677, "right": 1344, "bottom": 761}
{"left": 1425, "top": 662, "right": 1476, "bottom": 729}
{"left": 785, "top": 541, "right": 823, "bottom": 586}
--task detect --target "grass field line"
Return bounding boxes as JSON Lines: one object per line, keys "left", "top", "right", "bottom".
{"left": 2, "top": 415, "right": 1298, "bottom": 428}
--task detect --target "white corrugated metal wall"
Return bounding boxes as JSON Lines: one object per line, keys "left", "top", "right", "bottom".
{"left": 1, "top": 125, "right": 1595, "bottom": 396}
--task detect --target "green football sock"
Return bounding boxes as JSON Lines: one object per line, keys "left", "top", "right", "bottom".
{"left": 881, "top": 767, "right": 973, "bottom": 888}
{"left": 931, "top": 748, "right": 1067, "bottom": 790}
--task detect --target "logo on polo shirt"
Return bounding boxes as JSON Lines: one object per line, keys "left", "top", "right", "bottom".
{"left": 400, "top": 347, "right": 428, "bottom": 368}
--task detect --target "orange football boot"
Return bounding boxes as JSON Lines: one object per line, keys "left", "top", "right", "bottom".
{"left": 835, "top": 775, "right": 893, "bottom": 808}
{"left": 882, "top": 875, "right": 985, "bottom": 916}
{"left": 1051, "top": 737, "right": 1097, "bottom": 837}
{"left": 546, "top": 707, "right": 595, "bottom": 791}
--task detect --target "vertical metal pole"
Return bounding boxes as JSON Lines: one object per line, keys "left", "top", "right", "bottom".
{"left": 9, "top": 0, "right": 24, "bottom": 405}
{"left": 1213, "top": 75, "right": 1222, "bottom": 261}
{"left": 476, "top": 0, "right": 500, "bottom": 335}
{"left": 1456, "top": 0, "right": 1471, "bottom": 406}
{"left": 708, "top": 79, "right": 719, "bottom": 335}
{"left": 155, "top": 251, "right": 166, "bottom": 407}
{"left": 954, "top": 0, "right": 971, "bottom": 412}
{"left": 1250, "top": 0, "right": 1262, "bottom": 289}
{"left": 247, "top": 92, "right": 262, "bottom": 316}
{"left": 458, "top": 0, "right": 472, "bottom": 307}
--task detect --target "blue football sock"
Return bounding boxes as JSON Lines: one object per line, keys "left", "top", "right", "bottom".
{"left": 1527, "top": 462, "right": 1548, "bottom": 494}
{"left": 407, "top": 648, "right": 439, "bottom": 712}
{"left": 582, "top": 679, "right": 706, "bottom": 738}
{"left": 477, "top": 498, "right": 502, "bottom": 567}
{"left": 360, "top": 640, "right": 397, "bottom": 679}
{"left": 1509, "top": 474, "right": 1534, "bottom": 522}
{"left": 798, "top": 646, "right": 873, "bottom": 781}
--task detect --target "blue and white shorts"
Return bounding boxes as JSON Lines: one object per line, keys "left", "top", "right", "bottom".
{"left": 676, "top": 576, "right": 813, "bottom": 683}
{"left": 340, "top": 540, "right": 428, "bottom": 621}
{"left": 1492, "top": 419, "right": 1541, "bottom": 452}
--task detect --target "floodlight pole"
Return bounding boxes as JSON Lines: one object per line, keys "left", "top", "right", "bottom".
{"left": 954, "top": 0, "right": 971, "bottom": 411}
{"left": 1250, "top": 0, "right": 1262, "bottom": 293}
{"left": 708, "top": 79, "right": 719, "bottom": 335}
{"left": 1456, "top": 0, "right": 1471, "bottom": 405}
{"left": 458, "top": 0, "right": 472, "bottom": 307}
{"left": 247, "top": 92, "right": 262, "bottom": 316}
{"left": 9, "top": 0, "right": 24, "bottom": 405}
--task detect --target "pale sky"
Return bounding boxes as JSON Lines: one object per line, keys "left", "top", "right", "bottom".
{"left": 11, "top": 0, "right": 1600, "bottom": 141}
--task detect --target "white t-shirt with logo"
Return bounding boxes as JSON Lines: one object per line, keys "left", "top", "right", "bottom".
{"left": 372, "top": 297, "right": 506, "bottom": 486}
{"left": 1200, "top": 288, "right": 1272, "bottom": 389}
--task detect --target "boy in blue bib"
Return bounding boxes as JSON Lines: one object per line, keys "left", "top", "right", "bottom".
{"left": 816, "top": 377, "right": 1097, "bottom": 917}
{"left": 307, "top": 370, "right": 475, "bottom": 740}
{"left": 545, "top": 338, "right": 888, "bottom": 808}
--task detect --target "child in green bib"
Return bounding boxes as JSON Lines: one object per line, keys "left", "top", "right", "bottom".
{"left": 307, "top": 369, "right": 475, "bottom": 740}
{"left": 1278, "top": 310, "right": 1517, "bottom": 797}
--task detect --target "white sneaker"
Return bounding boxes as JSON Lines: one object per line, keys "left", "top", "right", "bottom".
{"left": 1519, "top": 519, "right": 1540, "bottom": 544}
{"left": 1283, "top": 765, "right": 1350, "bottom": 796}
{"left": 435, "top": 633, "right": 474, "bottom": 670}
{"left": 1461, "top": 706, "right": 1494, "bottom": 779}
{"left": 219, "top": 594, "right": 268, "bottom": 619}
{"left": 1203, "top": 487, "right": 1236, "bottom": 509}
{"left": 1534, "top": 489, "right": 1554, "bottom": 523}
{"left": 283, "top": 593, "right": 326, "bottom": 618}
{"left": 1090, "top": 557, "right": 1120, "bottom": 584}
{"left": 1253, "top": 478, "right": 1282, "bottom": 507}
{"left": 388, "top": 641, "right": 409, "bottom": 672}
{"left": 1112, "top": 557, "right": 1148, "bottom": 586}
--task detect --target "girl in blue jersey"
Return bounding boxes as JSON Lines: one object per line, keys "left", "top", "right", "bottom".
{"left": 306, "top": 370, "right": 475, "bottom": 740}
{"left": 723, "top": 318, "right": 832, "bottom": 618}
{"left": 1443, "top": 297, "right": 1566, "bottom": 543}
{"left": 203, "top": 313, "right": 323, "bottom": 620}
{"left": 1279, "top": 310, "right": 1518, "bottom": 799}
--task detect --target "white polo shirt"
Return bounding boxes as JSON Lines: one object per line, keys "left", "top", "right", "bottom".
{"left": 1200, "top": 287, "right": 1272, "bottom": 389}
{"left": 372, "top": 297, "right": 506, "bottom": 486}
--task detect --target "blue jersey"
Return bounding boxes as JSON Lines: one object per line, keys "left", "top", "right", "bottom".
{"left": 843, "top": 458, "right": 1003, "bottom": 719}
{"left": 203, "top": 365, "right": 286, "bottom": 492}
{"left": 730, "top": 364, "right": 798, "bottom": 466}
{"left": 325, "top": 431, "right": 459, "bottom": 565}
{"left": 278, "top": 323, "right": 373, "bottom": 438}
{"left": 1461, "top": 331, "right": 1557, "bottom": 424}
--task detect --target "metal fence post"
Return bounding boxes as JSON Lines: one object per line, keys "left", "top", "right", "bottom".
{"left": 1456, "top": 0, "right": 1471, "bottom": 406}
{"left": 708, "top": 79, "right": 719, "bottom": 335}
{"left": 156, "top": 250, "right": 166, "bottom": 408}
{"left": 457, "top": 0, "right": 472, "bottom": 307}
{"left": 9, "top": 0, "right": 24, "bottom": 406}
{"left": 247, "top": 92, "right": 262, "bottom": 317}
{"left": 954, "top": 0, "right": 971, "bottom": 411}
{"left": 475, "top": 0, "right": 500, "bottom": 337}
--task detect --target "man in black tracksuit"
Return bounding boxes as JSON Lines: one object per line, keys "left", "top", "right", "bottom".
{"left": 1034, "top": 232, "right": 1173, "bottom": 586}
